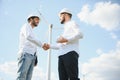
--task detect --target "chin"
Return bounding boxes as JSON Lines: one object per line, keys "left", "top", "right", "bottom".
{"left": 35, "top": 24, "right": 39, "bottom": 27}
{"left": 61, "top": 22, "right": 64, "bottom": 24}
{"left": 34, "top": 25, "right": 38, "bottom": 27}
{"left": 60, "top": 21, "right": 64, "bottom": 24}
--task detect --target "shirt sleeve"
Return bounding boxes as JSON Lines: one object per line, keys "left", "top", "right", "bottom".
{"left": 50, "top": 43, "right": 62, "bottom": 50}
{"left": 50, "top": 45, "right": 59, "bottom": 50}
{"left": 23, "top": 25, "right": 43, "bottom": 47}
{"left": 66, "top": 22, "right": 83, "bottom": 43}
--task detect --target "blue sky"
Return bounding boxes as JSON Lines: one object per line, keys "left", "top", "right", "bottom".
{"left": 0, "top": 0, "right": 120, "bottom": 80}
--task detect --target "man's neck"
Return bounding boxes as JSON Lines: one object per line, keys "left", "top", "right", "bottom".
{"left": 64, "top": 19, "right": 71, "bottom": 24}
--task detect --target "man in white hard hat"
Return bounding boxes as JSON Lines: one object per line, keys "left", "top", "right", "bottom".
{"left": 43, "top": 8, "right": 83, "bottom": 80}
{"left": 16, "top": 14, "right": 45, "bottom": 80}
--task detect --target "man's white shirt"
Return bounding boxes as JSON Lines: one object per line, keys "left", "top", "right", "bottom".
{"left": 18, "top": 23, "right": 42, "bottom": 55}
{"left": 51, "top": 20, "right": 83, "bottom": 56}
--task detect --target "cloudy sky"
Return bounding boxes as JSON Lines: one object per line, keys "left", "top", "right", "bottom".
{"left": 0, "top": 0, "right": 120, "bottom": 80}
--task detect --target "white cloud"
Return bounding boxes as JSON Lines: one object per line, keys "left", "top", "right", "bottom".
{"left": 77, "top": 1, "right": 120, "bottom": 31}
{"left": 0, "top": 61, "right": 17, "bottom": 76}
{"left": 96, "top": 48, "right": 103, "bottom": 55}
{"left": 0, "top": 61, "right": 57, "bottom": 80}
{"left": 110, "top": 32, "right": 118, "bottom": 39}
{"left": 81, "top": 41, "right": 120, "bottom": 80}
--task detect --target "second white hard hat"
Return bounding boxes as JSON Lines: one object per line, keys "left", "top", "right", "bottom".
{"left": 58, "top": 8, "right": 72, "bottom": 17}
{"left": 27, "top": 14, "right": 40, "bottom": 20}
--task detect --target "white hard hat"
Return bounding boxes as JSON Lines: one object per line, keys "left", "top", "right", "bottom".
{"left": 58, "top": 8, "right": 72, "bottom": 17}
{"left": 27, "top": 14, "right": 40, "bottom": 20}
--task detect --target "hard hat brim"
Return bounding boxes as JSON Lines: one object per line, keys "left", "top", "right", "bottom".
{"left": 27, "top": 16, "right": 40, "bottom": 20}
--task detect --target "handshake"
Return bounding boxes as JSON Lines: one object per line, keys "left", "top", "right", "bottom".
{"left": 42, "top": 36, "right": 68, "bottom": 50}
{"left": 42, "top": 43, "right": 50, "bottom": 50}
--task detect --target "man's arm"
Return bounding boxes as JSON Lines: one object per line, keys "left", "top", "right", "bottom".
{"left": 66, "top": 22, "right": 83, "bottom": 43}
{"left": 23, "top": 25, "right": 43, "bottom": 47}
{"left": 57, "top": 22, "right": 83, "bottom": 44}
{"left": 42, "top": 43, "right": 60, "bottom": 50}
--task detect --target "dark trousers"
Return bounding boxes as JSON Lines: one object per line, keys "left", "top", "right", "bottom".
{"left": 58, "top": 51, "right": 80, "bottom": 80}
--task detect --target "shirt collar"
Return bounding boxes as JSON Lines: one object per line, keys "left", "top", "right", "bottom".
{"left": 64, "top": 20, "right": 71, "bottom": 25}
{"left": 28, "top": 23, "right": 33, "bottom": 30}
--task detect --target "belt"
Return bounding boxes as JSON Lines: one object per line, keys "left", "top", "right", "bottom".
{"left": 34, "top": 52, "right": 36, "bottom": 56}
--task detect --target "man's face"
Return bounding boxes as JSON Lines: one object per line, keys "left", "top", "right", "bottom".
{"left": 32, "top": 17, "right": 40, "bottom": 27}
{"left": 60, "top": 13, "right": 65, "bottom": 24}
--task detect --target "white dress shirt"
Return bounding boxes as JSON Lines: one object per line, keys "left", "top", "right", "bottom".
{"left": 18, "top": 23, "right": 42, "bottom": 55}
{"left": 51, "top": 20, "right": 83, "bottom": 56}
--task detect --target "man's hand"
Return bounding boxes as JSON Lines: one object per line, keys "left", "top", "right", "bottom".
{"left": 42, "top": 43, "right": 50, "bottom": 50}
{"left": 57, "top": 36, "right": 68, "bottom": 43}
